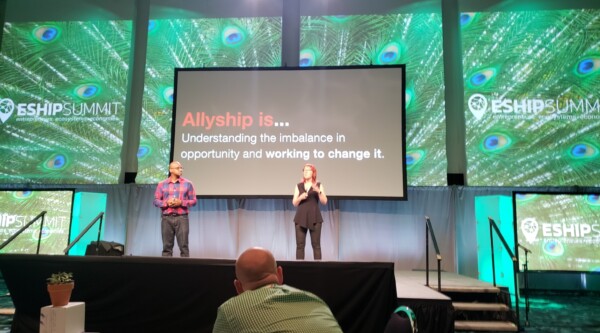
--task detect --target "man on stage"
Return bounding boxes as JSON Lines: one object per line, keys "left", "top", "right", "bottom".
{"left": 153, "top": 161, "right": 197, "bottom": 257}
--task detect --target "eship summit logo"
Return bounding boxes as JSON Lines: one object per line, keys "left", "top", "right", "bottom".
{"left": 0, "top": 94, "right": 122, "bottom": 126}
{"left": 468, "top": 94, "right": 488, "bottom": 120}
{"left": 468, "top": 93, "right": 600, "bottom": 121}
{"left": 0, "top": 98, "right": 15, "bottom": 124}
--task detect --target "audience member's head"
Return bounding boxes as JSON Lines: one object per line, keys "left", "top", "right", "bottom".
{"left": 214, "top": 247, "right": 343, "bottom": 333}
{"left": 234, "top": 247, "right": 283, "bottom": 294}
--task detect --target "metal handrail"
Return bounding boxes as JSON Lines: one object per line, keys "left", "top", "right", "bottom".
{"left": 425, "top": 216, "right": 442, "bottom": 292}
{"left": 0, "top": 211, "right": 47, "bottom": 254}
{"left": 488, "top": 217, "right": 521, "bottom": 331}
{"left": 518, "top": 243, "right": 531, "bottom": 327}
{"left": 63, "top": 212, "right": 104, "bottom": 255}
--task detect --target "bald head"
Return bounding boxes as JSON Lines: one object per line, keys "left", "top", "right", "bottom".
{"left": 234, "top": 247, "right": 283, "bottom": 293}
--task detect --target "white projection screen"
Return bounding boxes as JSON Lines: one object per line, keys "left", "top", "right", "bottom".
{"left": 172, "top": 66, "right": 406, "bottom": 198}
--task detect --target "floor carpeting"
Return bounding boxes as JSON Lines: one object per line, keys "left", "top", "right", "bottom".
{"left": 514, "top": 291, "right": 600, "bottom": 333}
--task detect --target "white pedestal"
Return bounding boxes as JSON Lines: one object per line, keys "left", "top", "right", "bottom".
{"left": 40, "top": 302, "right": 85, "bottom": 333}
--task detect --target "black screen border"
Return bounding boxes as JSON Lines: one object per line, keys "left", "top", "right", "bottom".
{"left": 512, "top": 190, "right": 600, "bottom": 274}
{"left": 170, "top": 65, "right": 407, "bottom": 200}
{"left": 0, "top": 188, "right": 75, "bottom": 255}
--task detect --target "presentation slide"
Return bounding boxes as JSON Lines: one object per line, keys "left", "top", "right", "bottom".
{"left": 462, "top": 9, "right": 600, "bottom": 186}
{"left": 0, "top": 20, "right": 131, "bottom": 184}
{"left": 514, "top": 192, "right": 600, "bottom": 272}
{"left": 172, "top": 66, "right": 406, "bottom": 198}
{"left": 0, "top": 190, "right": 74, "bottom": 255}
{"left": 138, "top": 17, "right": 282, "bottom": 183}
{"left": 300, "top": 13, "right": 447, "bottom": 186}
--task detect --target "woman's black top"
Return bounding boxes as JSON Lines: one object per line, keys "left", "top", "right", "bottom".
{"left": 293, "top": 182, "right": 323, "bottom": 230}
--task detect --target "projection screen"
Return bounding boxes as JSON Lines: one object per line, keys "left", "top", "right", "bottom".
{"left": 514, "top": 192, "right": 600, "bottom": 272}
{"left": 172, "top": 66, "right": 406, "bottom": 198}
{"left": 0, "top": 189, "right": 74, "bottom": 255}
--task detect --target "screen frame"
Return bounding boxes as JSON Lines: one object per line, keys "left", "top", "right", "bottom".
{"left": 170, "top": 65, "right": 407, "bottom": 200}
{"left": 512, "top": 190, "right": 600, "bottom": 274}
{"left": 0, "top": 188, "right": 75, "bottom": 255}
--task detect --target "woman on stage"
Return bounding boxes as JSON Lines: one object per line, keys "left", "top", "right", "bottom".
{"left": 292, "top": 163, "right": 328, "bottom": 260}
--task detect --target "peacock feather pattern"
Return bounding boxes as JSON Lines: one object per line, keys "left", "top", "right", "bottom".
{"left": 137, "top": 17, "right": 282, "bottom": 183}
{"left": 299, "top": 13, "right": 447, "bottom": 186}
{"left": 515, "top": 193, "right": 600, "bottom": 271}
{"left": 0, "top": 190, "right": 73, "bottom": 254}
{"left": 463, "top": 9, "right": 600, "bottom": 186}
{"left": 0, "top": 20, "right": 132, "bottom": 184}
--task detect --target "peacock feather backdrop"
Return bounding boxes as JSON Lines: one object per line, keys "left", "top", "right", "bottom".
{"left": 462, "top": 9, "right": 600, "bottom": 186}
{"left": 0, "top": 20, "right": 132, "bottom": 184}
{"left": 137, "top": 17, "right": 282, "bottom": 183}
{"left": 299, "top": 13, "right": 447, "bottom": 186}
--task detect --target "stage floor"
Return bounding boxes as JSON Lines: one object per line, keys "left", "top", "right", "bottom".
{"left": 393, "top": 270, "right": 504, "bottom": 333}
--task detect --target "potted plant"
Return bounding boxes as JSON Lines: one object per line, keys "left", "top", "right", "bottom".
{"left": 46, "top": 272, "right": 74, "bottom": 307}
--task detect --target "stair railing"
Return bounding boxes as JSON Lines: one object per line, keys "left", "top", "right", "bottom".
{"left": 518, "top": 243, "right": 531, "bottom": 327}
{"left": 0, "top": 211, "right": 47, "bottom": 254}
{"left": 63, "top": 212, "right": 104, "bottom": 255}
{"left": 425, "top": 216, "right": 442, "bottom": 292}
{"left": 488, "top": 217, "right": 521, "bottom": 331}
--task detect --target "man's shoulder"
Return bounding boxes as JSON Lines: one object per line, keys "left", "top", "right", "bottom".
{"left": 277, "top": 284, "right": 303, "bottom": 293}
{"left": 276, "top": 284, "right": 325, "bottom": 300}
{"left": 220, "top": 284, "right": 322, "bottom": 305}
{"left": 251, "top": 284, "right": 324, "bottom": 303}
{"left": 179, "top": 176, "right": 194, "bottom": 185}
{"left": 219, "top": 284, "right": 296, "bottom": 307}
{"left": 218, "top": 286, "right": 298, "bottom": 315}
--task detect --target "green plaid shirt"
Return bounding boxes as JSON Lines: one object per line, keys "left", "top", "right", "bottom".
{"left": 213, "top": 284, "right": 343, "bottom": 333}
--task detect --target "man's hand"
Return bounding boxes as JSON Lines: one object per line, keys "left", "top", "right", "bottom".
{"left": 167, "top": 198, "right": 181, "bottom": 207}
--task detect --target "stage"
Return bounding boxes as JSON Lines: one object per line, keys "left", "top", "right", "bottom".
{"left": 0, "top": 254, "right": 472, "bottom": 333}
{"left": 393, "top": 270, "right": 506, "bottom": 333}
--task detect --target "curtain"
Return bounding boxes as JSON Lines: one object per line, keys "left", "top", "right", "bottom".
{"left": 2, "top": 183, "right": 573, "bottom": 277}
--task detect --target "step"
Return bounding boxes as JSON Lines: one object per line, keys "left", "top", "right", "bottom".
{"left": 438, "top": 287, "right": 511, "bottom": 304}
{"left": 0, "top": 308, "right": 15, "bottom": 315}
{"left": 455, "top": 320, "right": 518, "bottom": 332}
{"left": 434, "top": 285, "right": 501, "bottom": 293}
{"left": 453, "top": 302, "right": 510, "bottom": 312}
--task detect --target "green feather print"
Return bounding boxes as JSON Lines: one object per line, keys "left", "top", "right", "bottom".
{"left": 138, "top": 17, "right": 282, "bottom": 183}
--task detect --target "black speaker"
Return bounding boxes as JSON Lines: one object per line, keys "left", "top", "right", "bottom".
{"left": 85, "top": 241, "right": 125, "bottom": 256}
{"left": 447, "top": 173, "right": 465, "bottom": 185}
{"left": 124, "top": 172, "right": 137, "bottom": 184}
